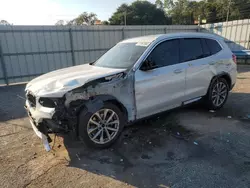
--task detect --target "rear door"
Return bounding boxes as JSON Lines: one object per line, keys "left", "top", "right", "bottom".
{"left": 183, "top": 38, "right": 222, "bottom": 101}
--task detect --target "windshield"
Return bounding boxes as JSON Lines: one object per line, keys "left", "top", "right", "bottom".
{"left": 93, "top": 42, "right": 148, "bottom": 69}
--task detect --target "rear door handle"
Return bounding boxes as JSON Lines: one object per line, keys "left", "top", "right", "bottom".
{"left": 174, "top": 69, "right": 183, "bottom": 74}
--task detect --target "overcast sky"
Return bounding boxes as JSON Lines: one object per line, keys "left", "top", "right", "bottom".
{"left": 0, "top": 0, "right": 157, "bottom": 25}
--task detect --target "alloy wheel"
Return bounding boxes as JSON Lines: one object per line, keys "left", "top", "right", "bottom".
{"left": 87, "top": 108, "right": 120, "bottom": 144}
{"left": 211, "top": 81, "right": 228, "bottom": 107}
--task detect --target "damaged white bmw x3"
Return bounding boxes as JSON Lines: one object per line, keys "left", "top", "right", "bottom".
{"left": 25, "top": 32, "right": 237, "bottom": 150}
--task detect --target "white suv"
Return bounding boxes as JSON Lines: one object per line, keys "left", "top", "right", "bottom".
{"left": 25, "top": 32, "right": 237, "bottom": 150}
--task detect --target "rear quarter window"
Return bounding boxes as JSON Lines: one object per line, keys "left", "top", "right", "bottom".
{"left": 205, "top": 39, "right": 222, "bottom": 55}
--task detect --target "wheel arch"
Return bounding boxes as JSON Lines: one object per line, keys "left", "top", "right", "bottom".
{"left": 208, "top": 72, "right": 232, "bottom": 94}
{"left": 79, "top": 94, "right": 128, "bottom": 122}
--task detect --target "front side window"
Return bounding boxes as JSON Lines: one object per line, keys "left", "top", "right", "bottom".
{"left": 180, "top": 38, "right": 203, "bottom": 62}
{"left": 94, "top": 42, "right": 147, "bottom": 69}
{"left": 143, "top": 39, "right": 180, "bottom": 69}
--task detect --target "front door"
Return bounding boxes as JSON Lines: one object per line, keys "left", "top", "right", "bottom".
{"left": 134, "top": 39, "right": 187, "bottom": 119}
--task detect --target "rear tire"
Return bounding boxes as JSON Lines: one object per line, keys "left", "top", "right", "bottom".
{"left": 206, "top": 77, "right": 229, "bottom": 110}
{"left": 78, "top": 102, "right": 125, "bottom": 148}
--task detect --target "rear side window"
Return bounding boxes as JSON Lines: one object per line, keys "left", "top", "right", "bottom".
{"left": 205, "top": 39, "right": 222, "bottom": 55}
{"left": 180, "top": 38, "right": 203, "bottom": 62}
{"left": 201, "top": 39, "right": 211, "bottom": 57}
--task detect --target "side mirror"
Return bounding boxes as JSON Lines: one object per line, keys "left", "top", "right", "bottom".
{"left": 140, "top": 59, "right": 158, "bottom": 71}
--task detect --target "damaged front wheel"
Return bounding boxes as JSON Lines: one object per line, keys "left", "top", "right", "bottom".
{"left": 78, "top": 103, "right": 125, "bottom": 148}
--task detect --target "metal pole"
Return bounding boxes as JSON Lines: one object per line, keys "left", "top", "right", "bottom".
{"left": 198, "top": 15, "right": 201, "bottom": 32}
{"left": 0, "top": 40, "right": 8, "bottom": 85}
{"left": 69, "top": 28, "right": 76, "bottom": 66}
{"left": 226, "top": 0, "right": 231, "bottom": 22}
{"left": 122, "top": 27, "right": 125, "bottom": 40}
{"left": 247, "top": 30, "right": 250, "bottom": 50}
{"left": 124, "top": 12, "right": 127, "bottom": 26}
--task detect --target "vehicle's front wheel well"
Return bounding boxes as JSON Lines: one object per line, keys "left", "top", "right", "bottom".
{"left": 70, "top": 95, "right": 129, "bottom": 125}
{"left": 106, "top": 99, "right": 128, "bottom": 122}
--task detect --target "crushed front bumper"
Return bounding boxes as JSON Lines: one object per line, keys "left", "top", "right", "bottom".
{"left": 25, "top": 100, "right": 56, "bottom": 151}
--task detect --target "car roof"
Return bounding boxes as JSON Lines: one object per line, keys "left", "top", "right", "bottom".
{"left": 121, "top": 32, "right": 223, "bottom": 44}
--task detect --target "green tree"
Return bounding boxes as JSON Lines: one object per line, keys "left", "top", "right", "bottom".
{"left": 169, "top": 0, "right": 191, "bottom": 24}
{"left": 55, "top": 20, "right": 66, "bottom": 26}
{"left": 68, "top": 12, "right": 98, "bottom": 25}
{"left": 155, "top": 0, "right": 164, "bottom": 10}
{"left": 101, "top": 20, "right": 109, "bottom": 25}
{"left": 168, "top": 0, "right": 250, "bottom": 24}
{"left": 109, "top": 1, "right": 171, "bottom": 25}
{"left": 0, "top": 20, "right": 10, "bottom": 25}
{"left": 155, "top": 0, "right": 174, "bottom": 12}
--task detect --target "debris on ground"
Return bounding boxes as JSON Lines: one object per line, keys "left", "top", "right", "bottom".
{"left": 76, "top": 154, "right": 81, "bottom": 161}
{"left": 227, "top": 116, "right": 232, "bottom": 119}
{"left": 209, "top": 110, "right": 215, "bottom": 113}
{"left": 16, "top": 94, "right": 26, "bottom": 100}
{"left": 193, "top": 141, "right": 198, "bottom": 145}
{"left": 141, "top": 154, "right": 151, "bottom": 159}
{"left": 171, "top": 132, "right": 185, "bottom": 140}
{"left": 120, "top": 159, "right": 123, "bottom": 162}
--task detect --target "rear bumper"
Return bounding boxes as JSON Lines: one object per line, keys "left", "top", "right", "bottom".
{"left": 230, "top": 83, "right": 236, "bottom": 90}
{"left": 229, "top": 67, "right": 237, "bottom": 90}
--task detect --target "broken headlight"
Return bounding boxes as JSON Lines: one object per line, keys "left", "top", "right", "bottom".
{"left": 38, "top": 97, "right": 57, "bottom": 108}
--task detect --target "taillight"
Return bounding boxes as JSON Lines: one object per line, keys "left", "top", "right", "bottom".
{"left": 232, "top": 54, "right": 237, "bottom": 64}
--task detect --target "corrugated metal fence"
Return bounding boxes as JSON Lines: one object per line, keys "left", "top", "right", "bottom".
{"left": 201, "top": 19, "right": 250, "bottom": 51}
{"left": 0, "top": 25, "right": 198, "bottom": 85}
{"left": 1, "top": 20, "right": 250, "bottom": 85}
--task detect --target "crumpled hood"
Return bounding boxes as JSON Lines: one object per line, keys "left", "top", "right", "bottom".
{"left": 25, "top": 64, "right": 126, "bottom": 97}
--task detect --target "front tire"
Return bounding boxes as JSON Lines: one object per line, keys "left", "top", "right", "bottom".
{"left": 78, "top": 102, "right": 125, "bottom": 148}
{"left": 206, "top": 77, "right": 229, "bottom": 110}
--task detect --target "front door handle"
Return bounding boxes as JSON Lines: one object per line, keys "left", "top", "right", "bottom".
{"left": 174, "top": 69, "right": 183, "bottom": 74}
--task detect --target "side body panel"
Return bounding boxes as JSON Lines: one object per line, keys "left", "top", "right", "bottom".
{"left": 184, "top": 38, "right": 236, "bottom": 100}
{"left": 135, "top": 63, "right": 186, "bottom": 119}
{"left": 184, "top": 55, "right": 216, "bottom": 100}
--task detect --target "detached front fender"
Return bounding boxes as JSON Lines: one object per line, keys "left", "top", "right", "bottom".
{"left": 65, "top": 93, "right": 128, "bottom": 121}
{"left": 64, "top": 72, "right": 136, "bottom": 122}
{"left": 83, "top": 95, "right": 123, "bottom": 114}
